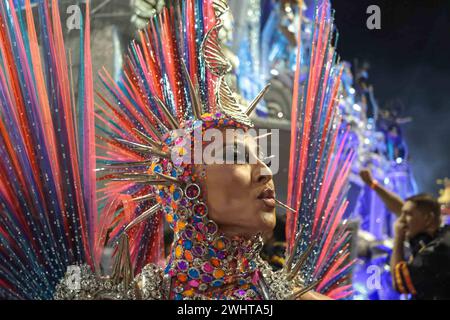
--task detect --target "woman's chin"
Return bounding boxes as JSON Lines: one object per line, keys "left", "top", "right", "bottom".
{"left": 258, "top": 211, "right": 276, "bottom": 231}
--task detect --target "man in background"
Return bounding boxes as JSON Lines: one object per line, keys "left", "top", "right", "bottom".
{"left": 360, "top": 169, "right": 450, "bottom": 300}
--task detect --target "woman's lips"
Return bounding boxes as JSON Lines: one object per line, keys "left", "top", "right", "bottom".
{"left": 258, "top": 188, "right": 276, "bottom": 209}
{"left": 260, "top": 198, "right": 276, "bottom": 209}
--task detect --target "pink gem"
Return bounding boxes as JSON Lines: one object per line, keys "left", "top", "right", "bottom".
{"left": 202, "top": 262, "right": 214, "bottom": 273}
{"left": 188, "top": 280, "right": 199, "bottom": 287}
{"left": 168, "top": 269, "right": 176, "bottom": 277}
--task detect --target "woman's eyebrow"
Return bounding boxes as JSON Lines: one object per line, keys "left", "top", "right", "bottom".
{"left": 222, "top": 137, "right": 255, "bottom": 155}
{"left": 230, "top": 141, "right": 250, "bottom": 156}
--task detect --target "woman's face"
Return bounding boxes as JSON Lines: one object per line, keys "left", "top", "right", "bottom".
{"left": 198, "top": 129, "right": 276, "bottom": 238}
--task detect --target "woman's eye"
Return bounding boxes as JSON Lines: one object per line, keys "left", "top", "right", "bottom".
{"left": 222, "top": 144, "right": 252, "bottom": 164}
{"left": 223, "top": 146, "right": 238, "bottom": 162}
{"left": 223, "top": 147, "right": 247, "bottom": 163}
{"left": 234, "top": 150, "right": 250, "bottom": 163}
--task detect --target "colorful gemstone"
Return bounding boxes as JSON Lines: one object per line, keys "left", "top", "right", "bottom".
{"left": 196, "top": 233, "right": 204, "bottom": 242}
{"left": 216, "top": 251, "right": 226, "bottom": 259}
{"left": 208, "top": 248, "right": 216, "bottom": 257}
{"left": 213, "top": 269, "right": 225, "bottom": 279}
{"left": 183, "top": 240, "right": 193, "bottom": 250}
{"left": 210, "top": 258, "right": 220, "bottom": 267}
{"left": 193, "top": 202, "right": 208, "bottom": 217}
{"left": 173, "top": 188, "right": 183, "bottom": 202}
{"left": 182, "top": 226, "right": 195, "bottom": 239}
{"left": 153, "top": 164, "right": 162, "bottom": 173}
{"left": 164, "top": 206, "right": 173, "bottom": 214}
{"left": 183, "top": 288, "right": 194, "bottom": 297}
{"left": 193, "top": 215, "right": 203, "bottom": 224}
{"left": 185, "top": 184, "right": 200, "bottom": 200}
{"left": 177, "top": 260, "right": 188, "bottom": 271}
{"left": 188, "top": 280, "right": 200, "bottom": 287}
{"left": 206, "top": 221, "right": 218, "bottom": 235}
{"left": 214, "top": 238, "right": 225, "bottom": 250}
{"left": 177, "top": 273, "right": 188, "bottom": 282}
{"left": 174, "top": 293, "right": 183, "bottom": 300}
{"left": 175, "top": 245, "right": 184, "bottom": 258}
{"left": 201, "top": 274, "right": 213, "bottom": 283}
{"left": 188, "top": 268, "right": 200, "bottom": 279}
{"left": 177, "top": 220, "right": 186, "bottom": 231}
{"left": 184, "top": 250, "right": 193, "bottom": 262}
{"left": 211, "top": 279, "right": 224, "bottom": 287}
{"left": 195, "top": 221, "right": 205, "bottom": 232}
{"left": 192, "top": 244, "right": 205, "bottom": 257}
{"left": 168, "top": 269, "right": 176, "bottom": 277}
{"left": 201, "top": 262, "right": 214, "bottom": 273}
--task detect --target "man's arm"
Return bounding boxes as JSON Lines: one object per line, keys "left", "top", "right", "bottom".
{"left": 360, "top": 169, "right": 404, "bottom": 216}
{"left": 390, "top": 217, "right": 407, "bottom": 293}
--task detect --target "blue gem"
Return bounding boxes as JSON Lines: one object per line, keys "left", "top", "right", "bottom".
{"left": 173, "top": 189, "right": 182, "bottom": 201}
{"left": 184, "top": 240, "right": 193, "bottom": 250}
{"left": 188, "top": 268, "right": 200, "bottom": 279}
{"left": 211, "top": 280, "right": 224, "bottom": 287}
{"left": 164, "top": 264, "right": 171, "bottom": 273}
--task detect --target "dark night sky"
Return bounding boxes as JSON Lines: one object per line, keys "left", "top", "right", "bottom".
{"left": 332, "top": 0, "right": 450, "bottom": 195}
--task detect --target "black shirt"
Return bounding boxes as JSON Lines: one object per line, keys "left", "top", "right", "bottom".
{"left": 393, "top": 225, "right": 450, "bottom": 300}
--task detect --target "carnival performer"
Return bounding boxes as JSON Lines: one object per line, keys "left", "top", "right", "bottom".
{"left": 0, "top": 0, "right": 353, "bottom": 300}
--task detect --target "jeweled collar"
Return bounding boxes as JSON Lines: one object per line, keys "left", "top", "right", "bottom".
{"left": 163, "top": 191, "right": 264, "bottom": 299}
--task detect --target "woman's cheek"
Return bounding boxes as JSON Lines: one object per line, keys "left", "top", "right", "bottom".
{"left": 230, "top": 165, "right": 252, "bottom": 188}
{"left": 206, "top": 165, "right": 253, "bottom": 209}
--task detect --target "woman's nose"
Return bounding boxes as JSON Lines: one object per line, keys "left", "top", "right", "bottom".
{"left": 254, "top": 160, "right": 273, "bottom": 185}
